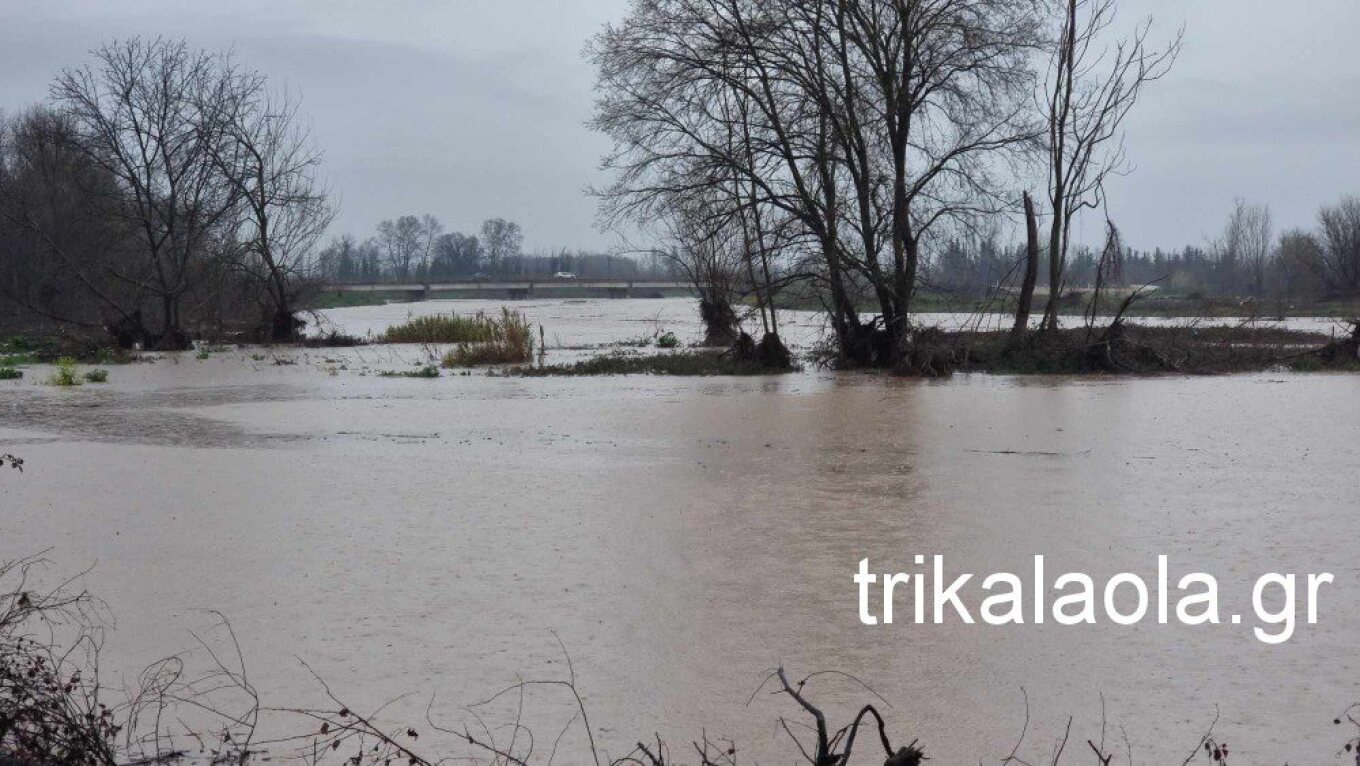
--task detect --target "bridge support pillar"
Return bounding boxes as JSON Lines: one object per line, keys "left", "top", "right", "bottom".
{"left": 606, "top": 287, "right": 630, "bottom": 299}
{"left": 508, "top": 288, "right": 530, "bottom": 300}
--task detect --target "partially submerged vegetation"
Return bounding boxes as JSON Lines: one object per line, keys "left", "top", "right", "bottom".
{"left": 379, "top": 365, "right": 440, "bottom": 379}
{"left": 440, "top": 308, "right": 536, "bottom": 366}
{"left": 42, "top": 357, "right": 111, "bottom": 386}
{"left": 381, "top": 312, "right": 500, "bottom": 344}
{"left": 505, "top": 348, "right": 796, "bottom": 377}
{"left": 884, "top": 321, "right": 1360, "bottom": 377}
{"left": 301, "top": 330, "right": 368, "bottom": 348}
{"left": 44, "top": 357, "right": 82, "bottom": 387}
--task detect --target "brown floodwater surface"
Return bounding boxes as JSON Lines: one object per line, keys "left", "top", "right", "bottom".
{"left": 1, "top": 298, "right": 1357, "bottom": 764}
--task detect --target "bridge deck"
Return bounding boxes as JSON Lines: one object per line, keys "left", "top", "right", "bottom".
{"left": 326, "top": 280, "right": 692, "bottom": 292}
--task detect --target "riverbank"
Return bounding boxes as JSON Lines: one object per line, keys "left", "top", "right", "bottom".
{"left": 3, "top": 297, "right": 1357, "bottom": 380}
{"left": 905, "top": 323, "right": 1359, "bottom": 376}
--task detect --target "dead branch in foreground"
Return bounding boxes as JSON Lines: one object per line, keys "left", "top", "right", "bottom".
{"left": 0, "top": 556, "right": 1325, "bottom": 765}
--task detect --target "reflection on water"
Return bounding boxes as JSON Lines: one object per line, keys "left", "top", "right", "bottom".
{"left": 0, "top": 298, "right": 1357, "bottom": 763}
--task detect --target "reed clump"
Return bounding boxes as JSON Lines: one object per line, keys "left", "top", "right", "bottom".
{"left": 441, "top": 308, "right": 536, "bottom": 367}
{"left": 381, "top": 312, "right": 500, "bottom": 344}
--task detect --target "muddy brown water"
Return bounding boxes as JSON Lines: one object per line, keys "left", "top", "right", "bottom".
{"left": 1, "top": 298, "right": 1357, "bottom": 763}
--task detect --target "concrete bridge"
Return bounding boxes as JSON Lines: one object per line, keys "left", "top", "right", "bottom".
{"left": 323, "top": 278, "right": 693, "bottom": 301}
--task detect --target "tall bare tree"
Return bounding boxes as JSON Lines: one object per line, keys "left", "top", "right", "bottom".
{"left": 51, "top": 37, "right": 242, "bottom": 348}
{"left": 1316, "top": 196, "right": 1360, "bottom": 295}
{"left": 1238, "top": 200, "right": 1273, "bottom": 297}
{"left": 593, "top": 0, "right": 1044, "bottom": 366}
{"left": 1211, "top": 198, "right": 1272, "bottom": 296}
{"left": 417, "top": 215, "right": 443, "bottom": 279}
{"left": 198, "top": 68, "right": 333, "bottom": 341}
{"left": 1038, "top": 0, "right": 1180, "bottom": 330}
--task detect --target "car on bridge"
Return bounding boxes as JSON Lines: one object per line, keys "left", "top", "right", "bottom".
{"left": 552, "top": 272, "right": 577, "bottom": 281}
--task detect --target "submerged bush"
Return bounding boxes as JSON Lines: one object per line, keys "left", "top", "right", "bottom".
{"left": 45, "top": 358, "right": 81, "bottom": 387}
{"left": 505, "top": 349, "right": 796, "bottom": 377}
{"left": 656, "top": 331, "right": 680, "bottom": 348}
{"left": 442, "top": 308, "right": 535, "bottom": 367}
{"left": 379, "top": 365, "right": 441, "bottom": 379}
{"left": 303, "top": 330, "right": 369, "bottom": 348}
{"left": 382, "top": 313, "right": 499, "bottom": 344}
{"left": 0, "top": 368, "right": 22, "bottom": 381}
{"left": 83, "top": 369, "right": 109, "bottom": 384}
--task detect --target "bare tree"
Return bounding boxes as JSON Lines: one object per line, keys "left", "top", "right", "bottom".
{"left": 417, "top": 214, "right": 443, "bottom": 279}
{"left": 658, "top": 191, "right": 745, "bottom": 347}
{"left": 432, "top": 231, "right": 481, "bottom": 277}
{"left": 1212, "top": 199, "right": 1272, "bottom": 297}
{"left": 480, "top": 218, "right": 523, "bottom": 275}
{"left": 1239, "top": 201, "right": 1273, "bottom": 297}
{"left": 1038, "top": 0, "right": 1181, "bottom": 330}
{"left": 51, "top": 37, "right": 242, "bottom": 349}
{"left": 198, "top": 68, "right": 333, "bottom": 341}
{"left": 377, "top": 215, "right": 424, "bottom": 280}
{"left": 1273, "top": 229, "right": 1326, "bottom": 299}
{"left": 593, "top": 0, "right": 1044, "bottom": 367}
{"left": 1316, "top": 196, "right": 1360, "bottom": 295}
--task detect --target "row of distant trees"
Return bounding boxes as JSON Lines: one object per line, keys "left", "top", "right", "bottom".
{"left": 313, "top": 216, "right": 678, "bottom": 282}
{"left": 926, "top": 196, "right": 1360, "bottom": 302}
{"left": 0, "top": 37, "right": 331, "bottom": 347}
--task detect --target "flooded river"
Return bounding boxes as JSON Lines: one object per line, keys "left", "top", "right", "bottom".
{"left": 1, "top": 298, "right": 1357, "bottom": 763}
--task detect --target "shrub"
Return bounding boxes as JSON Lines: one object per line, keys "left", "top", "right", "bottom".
{"left": 46, "top": 358, "right": 82, "bottom": 387}
{"left": 379, "top": 365, "right": 440, "bottom": 379}
{"left": 656, "top": 331, "right": 681, "bottom": 348}
{"left": 0, "top": 368, "right": 21, "bottom": 381}
{"left": 382, "top": 313, "right": 499, "bottom": 344}
{"left": 1, "top": 336, "right": 32, "bottom": 353}
{"left": 302, "top": 331, "right": 368, "bottom": 348}
{"left": 83, "top": 369, "right": 110, "bottom": 384}
{"left": 504, "top": 350, "right": 796, "bottom": 377}
{"left": 442, "top": 308, "right": 535, "bottom": 367}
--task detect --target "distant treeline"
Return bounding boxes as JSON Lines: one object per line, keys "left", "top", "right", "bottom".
{"left": 313, "top": 216, "right": 679, "bottom": 282}
{"left": 928, "top": 197, "right": 1360, "bottom": 301}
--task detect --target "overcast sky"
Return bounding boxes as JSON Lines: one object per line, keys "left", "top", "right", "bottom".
{"left": 1, "top": 1, "right": 1357, "bottom": 253}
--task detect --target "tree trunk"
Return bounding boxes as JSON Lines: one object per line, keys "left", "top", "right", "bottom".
{"left": 1012, "top": 191, "right": 1041, "bottom": 337}
{"left": 159, "top": 294, "right": 188, "bottom": 350}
